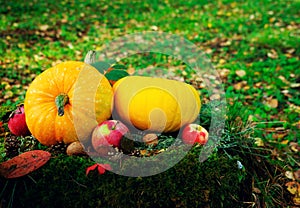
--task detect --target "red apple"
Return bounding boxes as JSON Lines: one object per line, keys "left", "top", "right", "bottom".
{"left": 91, "top": 120, "right": 129, "bottom": 153}
{"left": 8, "top": 104, "right": 31, "bottom": 136}
{"left": 181, "top": 124, "right": 209, "bottom": 145}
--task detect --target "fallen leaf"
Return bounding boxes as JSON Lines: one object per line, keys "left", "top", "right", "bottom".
{"left": 220, "top": 40, "right": 231, "bottom": 46}
{"left": 291, "top": 83, "right": 300, "bottom": 88}
{"left": 280, "top": 139, "right": 289, "bottom": 145}
{"left": 286, "top": 181, "right": 300, "bottom": 195}
{"left": 67, "top": 43, "right": 74, "bottom": 49}
{"left": 294, "top": 196, "right": 300, "bottom": 205}
{"left": 4, "top": 91, "right": 13, "bottom": 99}
{"left": 278, "top": 75, "right": 290, "bottom": 84}
{"left": 267, "top": 49, "right": 278, "bottom": 59}
{"left": 286, "top": 48, "right": 295, "bottom": 54}
{"left": 269, "top": 17, "right": 276, "bottom": 23}
{"left": 252, "top": 187, "right": 261, "bottom": 194}
{"left": 39, "top": 25, "right": 49, "bottom": 31}
{"left": 254, "top": 82, "right": 262, "bottom": 88}
{"left": 235, "top": 70, "right": 246, "bottom": 77}
{"left": 218, "top": 59, "right": 226, "bottom": 65}
{"left": 218, "top": 68, "right": 230, "bottom": 79}
{"left": 289, "top": 104, "right": 300, "bottom": 114}
{"left": 86, "top": 163, "right": 112, "bottom": 176}
{"left": 210, "top": 94, "right": 221, "bottom": 100}
{"left": 294, "top": 169, "right": 300, "bottom": 181}
{"left": 243, "top": 85, "right": 250, "bottom": 90}
{"left": 150, "top": 25, "right": 158, "bottom": 31}
{"left": 233, "top": 82, "right": 243, "bottom": 90}
{"left": 203, "top": 190, "right": 210, "bottom": 202}
{"left": 272, "top": 131, "right": 288, "bottom": 140}
{"left": 254, "top": 138, "right": 264, "bottom": 147}
{"left": 290, "top": 142, "right": 300, "bottom": 152}
{"left": 61, "top": 16, "right": 68, "bottom": 23}
{"left": 235, "top": 116, "right": 243, "bottom": 127}
{"left": 244, "top": 95, "right": 254, "bottom": 100}
{"left": 157, "top": 149, "right": 165, "bottom": 154}
{"left": 285, "top": 171, "right": 296, "bottom": 180}
{"left": 0, "top": 150, "right": 51, "bottom": 178}
{"left": 266, "top": 99, "right": 278, "bottom": 108}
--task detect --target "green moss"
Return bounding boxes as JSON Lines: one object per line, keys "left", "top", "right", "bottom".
{"left": 1, "top": 149, "right": 246, "bottom": 208}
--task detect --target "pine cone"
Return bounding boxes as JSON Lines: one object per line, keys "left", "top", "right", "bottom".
{"left": 47, "top": 142, "right": 68, "bottom": 155}
{"left": 4, "top": 135, "right": 21, "bottom": 158}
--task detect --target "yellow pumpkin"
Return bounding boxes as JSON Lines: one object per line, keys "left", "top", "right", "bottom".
{"left": 24, "top": 61, "right": 113, "bottom": 146}
{"left": 112, "top": 76, "right": 201, "bottom": 132}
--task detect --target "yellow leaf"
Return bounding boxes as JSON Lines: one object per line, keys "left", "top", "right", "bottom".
{"left": 254, "top": 138, "right": 264, "bottom": 147}
{"left": 278, "top": 75, "right": 290, "bottom": 84}
{"left": 291, "top": 83, "right": 300, "bottom": 88}
{"left": 235, "top": 70, "right": 246, "bottom": 77}
{"left": 269, "top": 17, "right": 276, "bottom": 23}
{"left": 157, "top": 149, "right": 165, "bottom": 154}
{"left": 207, "top": 23, "right": 212, "bottom": 28}
{"left": 150, "top": 25, "right": 158, "bottom": 31}
{"left": 293, "top": 196, "right": 300, "bottom": 205}
{"left": 267, "top": 49, "right": 278, "bottom": 59}
{"left": 280, "top": 139, "right": 289, "bottom": 145}
{"left": 290, "top": 142, "right": 299, "bottom": 152}
{"left": 217, "top": 11, "right": 223, "bottom": 16}
{"left": 230, "top": 2, "right": 237, "bottom": 7}
{"left": 266, "top": 99, "right": 278, "bottom": 108}
{"left": 67, "top": 43, "right": 74, "bottom": 49}
{"left": 218, "top": 68, "right": 230, "bottom": 79}
{"left": 4, "top": 91, "right": 13, "bottom": 99}
{"left": 286, "top": 181, "right": 299, "bottom": 195}
{"left": 289, "top": 104, "right": 300, "bottom": 114}
{"left": 243, "top": 85, "right": 250, "bottom": 90}
{"left": 254, "top": 72, "right": 260, "bottom": 75}
{"left": 39, "top": 25, "right": 49, "bottom": 31}
{"left": 226, "top": 12, "right": 232, "bottom": 17}
{"left": 140, "top": 150, "right": 147, "bottom": 156}
{"left": 233, "top": 82, "right": 243, "bottom": 90}
{"left": 219, "top": 59, "right": 226, "bottom": 65}
{"left": 285, "top": 171, "right": 295, "bottom": 180}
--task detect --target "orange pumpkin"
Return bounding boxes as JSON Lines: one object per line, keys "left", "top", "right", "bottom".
{"left": 24, "top": 61, "right": 113, "bottom": 146}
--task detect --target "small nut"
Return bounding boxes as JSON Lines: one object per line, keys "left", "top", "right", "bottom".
{"left": 142, "top": 133, "right": 158, "bottom": 146}
{"left": 66, "top": 141, "right": 86, "bottom": 156}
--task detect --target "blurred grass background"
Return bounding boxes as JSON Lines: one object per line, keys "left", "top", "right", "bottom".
{"left": 0, "top": 0, "right": 300, "bottom": 207}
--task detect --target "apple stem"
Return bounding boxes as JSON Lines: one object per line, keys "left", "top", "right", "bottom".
{"left": 112, "top": 121, "right": 119, "bottom": 130}
{"left": 196, "top": 125, "right": 202, "bottom": 131}
{"left": 55, "top": 93, "right": 69, "bottom": 116}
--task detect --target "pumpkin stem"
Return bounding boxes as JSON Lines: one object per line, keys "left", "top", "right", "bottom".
{"left": 55, "top": 93, "right": 69, "bottom": 116}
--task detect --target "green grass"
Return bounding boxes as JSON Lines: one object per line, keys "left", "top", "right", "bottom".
{"left": 1, "top": 0, "right": 299, "bottom": 207}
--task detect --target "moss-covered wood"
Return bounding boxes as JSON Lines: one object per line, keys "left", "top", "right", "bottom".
{"left": 0, "top": 149, "right": 246, "bottom": 208}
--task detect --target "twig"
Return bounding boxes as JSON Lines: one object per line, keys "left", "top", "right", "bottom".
{"left": 69, "top": 175, "right": 87, "bottom": 188}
